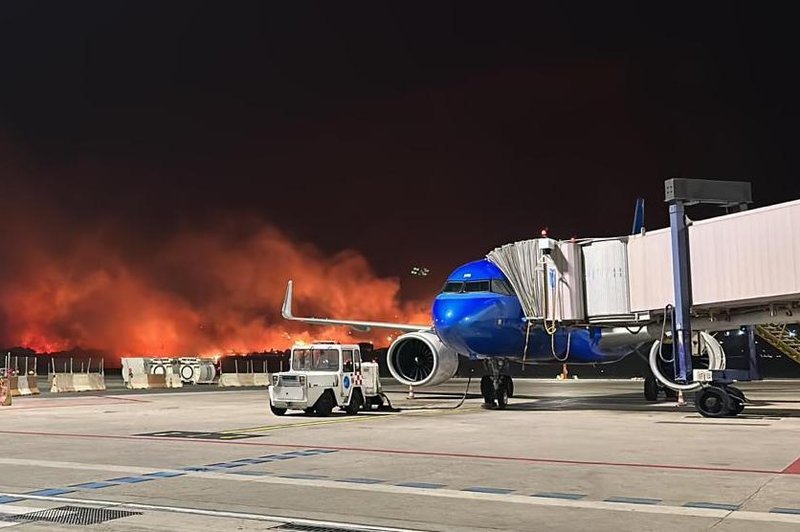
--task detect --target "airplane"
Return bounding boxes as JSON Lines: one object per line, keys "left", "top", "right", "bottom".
{"left": 281, "top": 260, "right": 655, "bottom": 410}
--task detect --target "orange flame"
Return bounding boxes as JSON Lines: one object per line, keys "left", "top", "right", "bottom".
{"left": 0, "top": 218, "right": 432, "bottom": 366}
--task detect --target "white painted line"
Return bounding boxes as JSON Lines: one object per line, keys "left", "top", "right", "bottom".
{"left": 0, "top": 493, "right": 424, "bottom": 532}
{"left": 0, "top": 504, "right": 48, "bottom": 515}
{"left": 0, "top": 458, "right": 153, "bottom": 475}
{"left": 0, "top": 522, "right": 19, "bottom": 529}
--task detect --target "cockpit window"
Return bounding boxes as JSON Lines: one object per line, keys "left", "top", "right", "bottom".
{"left": 442, "top": 279, "right": 514, "bottom": 294}
{"left": 442, "top": 281, "right": 464, "bottom": 293}
{"left": 491, "top": 279, "right": 515, "bottom": 295}
{"left": 464, "top": 280, "right": 490, "bottom": 292}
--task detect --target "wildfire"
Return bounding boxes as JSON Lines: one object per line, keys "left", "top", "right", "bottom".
{"left": 0, "top": 218, "right": 432, "bottom": 366}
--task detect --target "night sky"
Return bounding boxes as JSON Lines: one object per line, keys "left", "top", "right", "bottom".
{"left": 1, "top": 2, "right": 799, "bottom": 303}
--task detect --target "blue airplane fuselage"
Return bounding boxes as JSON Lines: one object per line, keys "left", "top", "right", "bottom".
{"left": 432, "top": 259, "right": 634, "bottom": 364}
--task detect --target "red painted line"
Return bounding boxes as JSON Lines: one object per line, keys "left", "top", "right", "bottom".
{"left": 5, "top": 400, "right": 145, "bottom": 411}
{"left": 102, "top": 395, "right": 151, "bottom": 403}
{"left": 0, "top": 429, "right": 789, "bottom": 476}
{"left": 782, "top": 457, "right": 800, "bottom": 474}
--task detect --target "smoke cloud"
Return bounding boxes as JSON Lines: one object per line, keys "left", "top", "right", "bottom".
{"left": 0, "top": 191, "right": 431, "bottom": 365}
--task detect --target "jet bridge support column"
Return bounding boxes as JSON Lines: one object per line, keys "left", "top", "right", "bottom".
{"left": 664, "top": 178, "right": 754, "bottom": 416}
{"left": 668, "top": 199, "right": 693, "bottom": 384}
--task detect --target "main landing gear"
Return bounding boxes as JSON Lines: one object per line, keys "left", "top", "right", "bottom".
{"left": 643, "top": 374, "right": 678, "bottom": 402}
{"left": 695, "top": 385, "right": 746, "bottom": 418}
{"left": 480, "top": 360, "right": 514, "bottom": 410}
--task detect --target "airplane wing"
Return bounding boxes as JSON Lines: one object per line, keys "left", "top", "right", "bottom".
{"left": 281, "top": 280, "right": 431, "bottom": 332}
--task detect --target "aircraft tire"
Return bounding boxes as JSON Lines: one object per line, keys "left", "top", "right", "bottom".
{"left": 505, "top": 376, "right": 514, "bottom": 398}
{"left": 495, "top": 383, "right": 508, "bottom": 410}
{"left": 480, "top": 376, "right": 495, "bottom": 405}
{"left": 644, "top": 375, "right": 659, "bottom": 402}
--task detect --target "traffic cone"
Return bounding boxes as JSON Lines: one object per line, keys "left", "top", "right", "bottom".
{"left": 407, "top": 385, "right": 415, "bottom": 399}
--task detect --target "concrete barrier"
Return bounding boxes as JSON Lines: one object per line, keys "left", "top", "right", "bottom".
{"left": 9, "top": 375, "right": 40, "bottom": 396}
{"left": 50, "top": 373, "right": 106, "bottom": 393}
{"left": 0, "top": 378, "right": 11, "bottom": 406}
{"left": 126, "top": 373, "right": 183, "bottom": 390}
{"left": 218, "top": 373, "right": 270, "bottom": 387}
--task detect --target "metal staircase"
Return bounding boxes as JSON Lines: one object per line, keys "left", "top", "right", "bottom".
{"left": 756, "top": 324, "right": 800, "bottom": 365}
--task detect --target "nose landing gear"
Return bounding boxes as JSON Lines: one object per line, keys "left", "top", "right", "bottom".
{"left": 480, "top": 360, "right": 513, "bottom": 409}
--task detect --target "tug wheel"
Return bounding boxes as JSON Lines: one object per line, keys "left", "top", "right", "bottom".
{"left": 314, "top": 391, "right": 334, "bottom": 417}
{"left": 345, "top": 390, "right": 363, "bottom": 415}
{"left": 269, "top": 403, "right": 287, "bottom": 416}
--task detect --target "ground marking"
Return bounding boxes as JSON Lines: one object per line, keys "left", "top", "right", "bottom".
{"left": 0, "top": 493, "right": 425, "bottom": 532}
{"left": 3, "top": 482, "right": 800, "bottom": 525}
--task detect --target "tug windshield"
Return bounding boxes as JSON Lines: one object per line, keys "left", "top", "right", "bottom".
{"left": 291, "top": 348, "right": 340, "bottom": 371}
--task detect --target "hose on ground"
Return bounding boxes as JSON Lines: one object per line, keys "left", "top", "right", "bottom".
{"left": 387, "top": 375, "right": 472, "bottom": 411}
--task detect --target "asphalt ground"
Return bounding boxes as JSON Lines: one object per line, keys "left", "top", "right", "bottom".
{"left": 1, "top": 378, "right": 800, "bottom": 531}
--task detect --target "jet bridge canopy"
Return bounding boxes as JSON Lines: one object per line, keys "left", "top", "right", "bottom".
{"left": 487, "top": 196, "right": 800, "bottom": 326}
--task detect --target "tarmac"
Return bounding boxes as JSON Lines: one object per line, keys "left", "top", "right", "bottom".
{"left": 1, "top": 378, "right": 800, "bottom": 531}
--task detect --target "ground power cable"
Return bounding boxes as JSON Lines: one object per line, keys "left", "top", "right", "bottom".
{"left": 383, "top": 374, "right": 472, "bottom": 411}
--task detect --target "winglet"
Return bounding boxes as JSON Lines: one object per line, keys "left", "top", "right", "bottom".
{"left": 281, "top": 280, "right": 294, "bottom": 319}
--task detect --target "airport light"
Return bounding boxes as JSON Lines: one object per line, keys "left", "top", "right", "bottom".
{"left": 410, "top": 266, "right": 430, "bottom": 277}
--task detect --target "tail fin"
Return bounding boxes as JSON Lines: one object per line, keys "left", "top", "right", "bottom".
{"left": 631, "top": 198, "right": 645, "bottom": 235}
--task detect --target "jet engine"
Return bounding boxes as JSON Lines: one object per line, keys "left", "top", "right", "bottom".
{"left": 386, "top": 331, "right": 459, "bottom": 387}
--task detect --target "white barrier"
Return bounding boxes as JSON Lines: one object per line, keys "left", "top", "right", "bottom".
{"left": 218, "top": 373, "right": 270, "bottom": 387}
{"left": 9, "top": 375, "right": 40, "bottom": 396}
{"left": 50, "top": 373, "right": 106, "bottom": 393}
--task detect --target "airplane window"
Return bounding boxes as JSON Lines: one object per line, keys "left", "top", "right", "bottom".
{"left": 442, "top": 281, "right": 464, "bottom": 293}
{"left": 491, "top": 279, "right": 515, "bottom": 295}
{"left": 464, "top": 281, "right": 490, "bottom": 292}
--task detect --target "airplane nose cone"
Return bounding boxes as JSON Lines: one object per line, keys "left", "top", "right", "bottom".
{"left": 433, "top": 294, "right": 525, "bottom": 357}
{"left": 432, "top": 296, "right": 489, "bottom": 354}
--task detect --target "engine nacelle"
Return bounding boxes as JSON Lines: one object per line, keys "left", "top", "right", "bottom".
{"left": 386, "top": 331, "right": 459, "bottom": 387}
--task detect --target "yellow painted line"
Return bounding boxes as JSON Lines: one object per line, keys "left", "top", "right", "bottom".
{"left": 224, "top": 414, "right": 390, "bottom": 434}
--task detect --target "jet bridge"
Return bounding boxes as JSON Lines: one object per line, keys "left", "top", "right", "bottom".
{"left": 488, "top": 179, "right": 800, "bottom": 416}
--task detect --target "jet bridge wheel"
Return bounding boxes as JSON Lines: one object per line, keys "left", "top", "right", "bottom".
{"left": 725, "top": 386, "right": 745, "bottom": 416}
{"left": 696, "top": 386, "right": 734, "bottom": 418}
